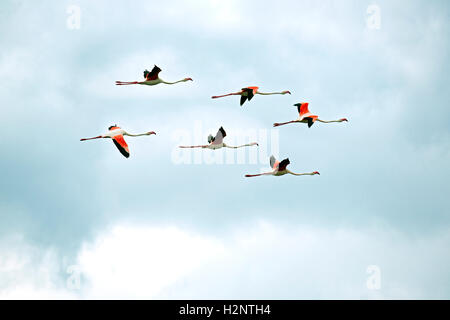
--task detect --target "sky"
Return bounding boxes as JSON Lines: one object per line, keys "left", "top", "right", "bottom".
{"left": 0, "top": 0, "right": 449, "bottom": 299}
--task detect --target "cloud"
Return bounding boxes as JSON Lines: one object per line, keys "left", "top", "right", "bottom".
{"left": 0, "top": 234, "right": 75, "bottom": 299}
{"left": 0, "top": 0, "right": 449, "bottom": 299}
{"left": 1, "top": 220, "right": 449, "bottom": 299}
{"left": 76, "top": 224, "right": 225, "bottom": 299}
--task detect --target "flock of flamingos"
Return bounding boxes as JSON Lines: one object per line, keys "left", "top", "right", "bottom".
{"left": 81, "top": 65, "right": 348, "bottom": 178}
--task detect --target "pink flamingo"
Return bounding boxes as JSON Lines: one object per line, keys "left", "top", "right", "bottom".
{"left": 115, "top": 65, "right": 192, "bottom": 86}
{"left": 212, "top": 86, "right": 291, "bottom": 106}
{"left": 179, "top": 127, "right": 258, "bottom": 150}
{"left": 80, "top": 125, "right": 156, "bottom": 158}
{"left": 245, "top": 156, "right": 320, "bottom": 177}
{"left": 274, "top": 102, "right": 348, "bottom": 128}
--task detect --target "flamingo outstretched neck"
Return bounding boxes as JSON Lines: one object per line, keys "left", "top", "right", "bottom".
{"left": 286, "top": 170, "right": 320, "bottom": 176}
{"left": 316, "top": 118, "right": 348, "bottom": 123}
{"left": 126, "top": 131, "right": 156, "bottom": 137}
{"left": 224, "top": 142, "right": 259, "bottom": 149}
{"left": 257, "top": 90, "right": 291, "bottom": 95}
{"left": 161, "top": 78, "right": 193, "bottom": 85}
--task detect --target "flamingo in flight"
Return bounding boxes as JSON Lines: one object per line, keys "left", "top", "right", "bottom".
{"left": 273, "top": 102, "right": 348, "bottom": 128}
{"left": 245, "top": 156, "right": 320, "bottom": 178}
{"left": 179, "top": 127, "right": 259, "bottom": 150}
{"left": 115, "top": 65, "right": 192, "bottom": 86}
{"left": 212, "top": 86, "right": 291, "bottom": 106}
{"left": 80, "top": 125, "right": 156, "bottom": 158}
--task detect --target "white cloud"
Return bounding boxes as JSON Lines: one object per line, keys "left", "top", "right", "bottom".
{"left": 1, "top": 221, "right": 449, "bottom": 299}
{"left": 76, "top": 224, "right": 226, "bottom": 299}
{"left": 0, "top": 234, "right": 75, "bottom": 299}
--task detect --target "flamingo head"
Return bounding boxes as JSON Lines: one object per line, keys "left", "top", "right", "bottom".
{"left": 313, "top": 171, "right": 320, "bottom": 175}
{"left": 184, "top": 77, "right": 193, "bottom": 81}
{"left": 147, "top": 131, "right": 156, "bottom": 135}
{"left": 340, "top": 118, "right": 348, "bottom": 122}
{"left": 282, "top": 90, "right": 291, "bottom": 95}
{"left": 250, "top": 142, "right": 259, "bottom": 146}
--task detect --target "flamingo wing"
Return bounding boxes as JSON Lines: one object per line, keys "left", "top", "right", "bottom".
{"left": 240, "top": 95, "right": 248, "bottom": 106}
{"left": 144, "top": 65, "right": 162, "bottom": 81}
{"left": 213, "top": 126, "right": 226, "bottom": 144}
{"left": 295, "top": 103, "right": 310, "bottom": 116}
{"left": 278, "top": 158, "right": 290, "bottom": 171}
{"left": 240, "top": 88, "right": 256, "bottom": 106}
{"left": 112, "top": 135, "right": 130, "bottom": 158}
{"left": 270, "top": 155, "right": 277, "bottom": 169}
{"left": 294, "top": 103, "right": 318, "bottom": 126}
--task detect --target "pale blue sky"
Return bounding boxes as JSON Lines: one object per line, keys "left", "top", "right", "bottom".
{"left": 0, "top": 0, "right": 449, "bottom": 299}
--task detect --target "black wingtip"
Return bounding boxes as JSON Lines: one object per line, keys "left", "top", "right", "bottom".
{"left": 278, "top": 158, "right": 290, "bottom": 171}
{"left": 240, "top": 95, "right": 247, "bottom": 106}
{"left": 219, "top": 126, "right": 227, "bottom": 138}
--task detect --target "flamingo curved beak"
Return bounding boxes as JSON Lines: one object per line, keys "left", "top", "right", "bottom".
{"left": 148, "top": 131, "right": 156, "bottom": 135}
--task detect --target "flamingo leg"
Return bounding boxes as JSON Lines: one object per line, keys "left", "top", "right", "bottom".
{"left": 273, "top": 121, "right": 297, "bottom": 127}
{"left": 179, "top": 145, "right": 208, "bottom": 148}
{"left": 115, "top": 81, "right": 139, "bottom": 85}
{"left": 245, "top": 172, "right": 272, "bottom": 177}
{"left": 211, "top": 92, "right": 240, "bottom": 99}
{"left": 80, "top": 135, "right": 102, "bottom": 141}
